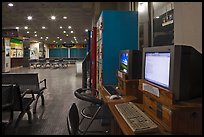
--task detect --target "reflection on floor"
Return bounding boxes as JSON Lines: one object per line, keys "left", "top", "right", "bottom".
{"left": 4, "top": 65, "right": 111, "bottom": 135}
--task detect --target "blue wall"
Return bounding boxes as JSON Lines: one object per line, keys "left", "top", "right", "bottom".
{"left": 49, "top": 48, "right": 68, "bottom": 58}
{"left": 70, "top": 48, "right": 87, "bottom": 59}
{"left": 101, "top": 11, "right": 138, "bottom": 85}
{"left": 49, "top": 48, "right": 86, "bottom": 59}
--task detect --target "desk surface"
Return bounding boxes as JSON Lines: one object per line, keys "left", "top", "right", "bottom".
{"left": 99, "top": 85, "right": 137, "bottom": 135}
{"left": 99, "top": 85, "right": 167, "bottom": 135}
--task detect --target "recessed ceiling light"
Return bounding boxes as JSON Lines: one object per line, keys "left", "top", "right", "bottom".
{"left": 68, "top": 26, "right": 72, "bottom": 29}
{"left": 66, "top": 34, "right": 69, "bottom": 36}
{"left": 70, "top": 31, "right": 73, "bottom": 33}
{"left": 34, "top": 31, "right": 37, "bottom": 33}
{"left": 34, "top": 34, "right": 37, "bottom": 37}
{"left": 64, "top": 42, "right": 66, "bottom": 43}
{"left": 42, "top": 26, "right": 46, "bottom": 29}
{"left": 156, "top": 16, "right": 159, "bottom": 19}
{"left": 60, "top": 39, "right": 62, "bottom": 41}
{"left": 63, "top": 16, "right": 67, "bottom": 19}
{"left": 27, "top": 31, "right": 29, "bottom": 33}
{"left": 27, "top": 16, "right": 32, "bottom": 20}
{"left": 73, "top": 36, "right": 76, "bottom": 39}
{"left": 46, "top": 37, "right": 48, "bottom": 39}
{"left": 57, "top": 37, "right": 60, "bottom": 39}
{"left": 85, "top": 29, "right": 88, "bottom": 32}
{"left": 40, "top": 37, "right": 43, "bottom": 39}
{"left": 16, "top": 27, "right": 19, "bottom": 29}
{"left": 53, "top": 40, "right": 55, "bottom": 42}
{"left": 63, "top": 31, "right": 66, "bottom": 33}
{"left": 60, "top": 26, "right": 63, "bottom": 29}
{"left": 8, "top": 3, "right": 14, "bottom": 7}
{"left": 24, "top": 26, "right": 28, "bottom": 29}
{"left": 51, "top": 16, "right": 56, "bottom": 20}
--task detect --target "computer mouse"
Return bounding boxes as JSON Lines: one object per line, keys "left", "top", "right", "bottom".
{"left": 110, "top": 95, "right": 121, "bottom": 100}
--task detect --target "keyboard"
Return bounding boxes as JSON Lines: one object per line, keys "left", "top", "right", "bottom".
{"left": 104, "top": 85, "right": 119, "bottom": 95}
{"left": 115, "top": 102, "right": 158, "bottom": 134}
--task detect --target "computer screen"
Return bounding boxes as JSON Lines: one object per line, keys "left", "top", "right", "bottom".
{"left": 144, "top": 52, "right": 170, "bottom": 88}
{"left": 119, "top": 50, "right": 142, "bottom": 80}
{"left": 142, "top": 45, "right": 202, "bottom": 101}
{"left": 120, "top": 52, "right": 128, "bottom": 73}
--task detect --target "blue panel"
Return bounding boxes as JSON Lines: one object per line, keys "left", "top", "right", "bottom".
{"left": 101, "top": 11, "right": 138, "bottom": 85}
{"left": 70, "top": 48, "right": 87, "bottom": 59}
{"left": 49, "top": 48, "right": 68, "bottom": 58}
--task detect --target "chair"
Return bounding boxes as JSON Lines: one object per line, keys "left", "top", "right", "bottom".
{"left": 67, "top": 103, "right": 108, "bottom": 135}
{"left": 12, "top": 84, "right": 35, "bottom": 128}
{"left": 2, "top": 84, "right": 14, "bottom": 134}
{"left": 74, "top": 88, "right": 110, "bottom": 134}
{"left": 66, "top": 103, "right": 81, "bottom": 135}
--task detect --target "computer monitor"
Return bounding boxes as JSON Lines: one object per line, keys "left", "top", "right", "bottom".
{"left": 119, "top": 50, "right": 142, "bottom": 80}
{"left": 142, "top": 45, "right": 202, "bottom": 101}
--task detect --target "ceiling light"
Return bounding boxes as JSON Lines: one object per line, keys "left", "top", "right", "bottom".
{"left": 27, "top": 16, "right": 32, "bottom": 20}
{"left": 85, "top": 29, "right": 88, "bottom": 32}
{"left": 51, "top": 16, "right": 56, "bottom": 20}
{"left": 46, "top": 37, "right": 48, "bottom": 39}
{"left": 73, "top": 36, "right": 76, "bottom": 39}
{"left": 24, "top": 26, "right": 28, "bottom": 29}
{"left": 40, "top": 37, "right": 43, "bottom": 39}
{"left": 57, "top": 37, "right": 60, "bottom": 39}
{"left": 70, "top": 31, "right": 73, "bottom": 33}
{"left": 66, "top": 34, "right": 69, "bottom": 36}
{"left": 64, "top": 42, "right": 66, "bottom": 43}
{"left": 27, "top": 31, "right": 29, "bottom": 33}
{"left": 68, "top": 26, "right": 72, "bottom": 29}
{"left": 60, "top": 26, "right": 63, "bottom": 29}
{"left": 63, "top": 16, "right": 67, "bottom": 19}
{"left": 60, "top": 39, "right": 62, "bottom": 41}
{"left": 53, "top": 40, "right": 55, "bottom": 42}
{"left": 16, "top": 27, "right": 19, "bottom": 29}
{"left": 156, "top": 16, "right": 159, "bottom": 19}
{"left": 63, "top": 31, "right": 66, "bottom": 33}
{"left": 34, "top": 31, "right": 37, "bottom": 33}
{"left": 84, "top": 39, "right": 87, "bottom": 41}
{"left": 42, "top": 26, "right": 46, "bottom": 29}
{"left": 34, "top": 34, "right": 37, "bottom": 37}
{"left": 138, "top": 2, "right": 145, "bottom": 12}
{"left": 8, "top": 3, "right": 14, "bottom": 7}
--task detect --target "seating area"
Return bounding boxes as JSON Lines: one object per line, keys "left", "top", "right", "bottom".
{"left": 2, "top": 73, "right": 47, "bottom": 114}
{"left": 29, "top": 58, "right": 84, "bottom": 69}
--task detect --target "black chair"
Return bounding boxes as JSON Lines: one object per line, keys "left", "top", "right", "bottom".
{"left": 67, "top": 103, "right": 108, "bottom": 135}
{"left": 66, "top": 103, "right": 81, "bottom": 135}
{"left": 12, "top": 84, "right": 35, "bottom": 128}
{"left": 2, "top": 84, "right": 14, "bottom": 135}
{"left": 74, "top": 88, "right": 109, "bottom": 134}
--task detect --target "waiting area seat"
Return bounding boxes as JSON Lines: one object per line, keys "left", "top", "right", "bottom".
{"left": 2, "top": 84, "right": 14, "bottom": 134}
{"left": 2, "top": 73, "right": 47, "bottom": 114}
{"left": 2, "top": 84, "right": 35, "bottom": 128}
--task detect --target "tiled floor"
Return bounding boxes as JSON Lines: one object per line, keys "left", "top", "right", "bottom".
{"left": 4, "top": 65, "right": 110, "bottom": 135}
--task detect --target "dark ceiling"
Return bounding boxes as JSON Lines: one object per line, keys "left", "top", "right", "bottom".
{"left": 2, "top": 2, "right": 94, "bottom": 45}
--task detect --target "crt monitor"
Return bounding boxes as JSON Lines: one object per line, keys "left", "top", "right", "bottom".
{"left": 119, "top": 50, "right": 142, "bottom": 80}
{"left": 142, "top": 45, "right": 202, "bottom": 101}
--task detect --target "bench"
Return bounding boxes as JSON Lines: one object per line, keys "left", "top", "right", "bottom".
{"left": 2, "top": 73, "right": 47, "bottom": 114}
{"left": 2, "top": 84, "right": 35, "bottom": 128}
